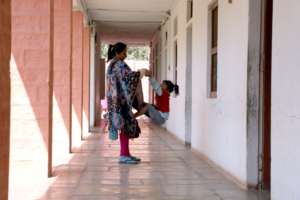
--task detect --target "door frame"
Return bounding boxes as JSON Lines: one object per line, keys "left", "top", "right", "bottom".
{"left": 246, "top": 0, "right": 273, "bottom": 190}
{"left": 185, "top": 24, "right": 193, "bottom": 146}
{"left": 259, "top": 0, "right": 273, "bottom": 190}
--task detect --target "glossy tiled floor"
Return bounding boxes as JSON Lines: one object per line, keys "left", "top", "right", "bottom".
{"left": 36, "top": 120, "right": 270, "bottom": 200}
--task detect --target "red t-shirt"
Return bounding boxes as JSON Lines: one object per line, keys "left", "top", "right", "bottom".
{"left": 155, "top": 90, "right": 170, "bottom": 113}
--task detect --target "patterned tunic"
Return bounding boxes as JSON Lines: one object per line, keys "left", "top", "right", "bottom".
{"left": 106, "top": 58, "right": 141, "bottom": 140}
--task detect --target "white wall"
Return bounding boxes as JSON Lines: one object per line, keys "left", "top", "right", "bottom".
{"left": 156, "top": 0, "right": 250, "bottom": 184}
{"left": 193, "top": 0, "right": 249, "bottom": 184}
{"left": 159, "top": 19, "right": 170, "bottom": 82}
{"left": 272, "top": 1, "right": 300, "bottom": 199}
{"left": 165, "top": 0, "right": 188, "bottom": 142}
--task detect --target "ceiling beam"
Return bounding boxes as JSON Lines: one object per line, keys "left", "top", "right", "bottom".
{"left": 97, "top": 20, "right": 161, "bottom": 24}
{"left": 89, "top": 8, "right": 170, "bottom": 16}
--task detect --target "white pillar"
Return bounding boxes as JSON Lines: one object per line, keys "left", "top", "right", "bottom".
{"left": 89, "top": 25, "right": 96, "bottom": 129}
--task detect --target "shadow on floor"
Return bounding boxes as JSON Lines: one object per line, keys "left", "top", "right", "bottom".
{"left": 34, "top": 120, "right": 270, "bottom": 200}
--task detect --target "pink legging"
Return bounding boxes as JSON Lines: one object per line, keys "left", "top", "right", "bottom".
{"left": 120, "top": 130, "right": 130, "bottom": 156}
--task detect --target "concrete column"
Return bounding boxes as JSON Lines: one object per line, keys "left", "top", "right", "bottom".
{"left": 0, "top": 1, "right": 11, "bottom": 199}
{"left": 149, "top": 43, "right": 155, "bottom": 104}
{"left": 10, "top": 0, "right": 53, "bottom": 198}
{"left": 72, "top": 11, "right": 84, "bottom": 149}
{"left": 89, "top": 27, "right": 96, "bottom": 128}
{"left": 94, "top": 33, "right": 104, "bottom": 127}
{"left": 94, "top": 58, "right": 105, "bottom": 126}
{"left": 82, "top": 27, "right": 90, "bottom": 137}
{"left": 53, "top": 0, "right": 72, "bottom": 167}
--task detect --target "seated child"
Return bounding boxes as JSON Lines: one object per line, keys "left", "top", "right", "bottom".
{"left": 134, "top": 77, "right": 179, "bottom": 125}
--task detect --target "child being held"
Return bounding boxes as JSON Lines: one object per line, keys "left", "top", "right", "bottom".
{"left": 134, "top": 75, "right": 179, "bottom": 125}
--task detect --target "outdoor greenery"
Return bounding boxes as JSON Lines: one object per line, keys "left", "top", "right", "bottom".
{"left": 101, "top": 43, "right": 150, "bottom": 61}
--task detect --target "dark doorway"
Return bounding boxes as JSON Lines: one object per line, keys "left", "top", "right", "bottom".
{"left": 261, "top": 0, "right": 273, "bottom": 190}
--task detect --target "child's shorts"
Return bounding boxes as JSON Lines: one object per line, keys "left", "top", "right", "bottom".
{"left": 146, "top": 105, "right": 166, "bottom": 125}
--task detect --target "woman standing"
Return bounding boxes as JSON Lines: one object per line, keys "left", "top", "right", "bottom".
{"left": 106, "top": 42, "right": 149, "bottom": 164}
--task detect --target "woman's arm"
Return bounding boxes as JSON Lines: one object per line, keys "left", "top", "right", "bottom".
{"left": 150, "top": 78, "right": 162, "bottom": 96}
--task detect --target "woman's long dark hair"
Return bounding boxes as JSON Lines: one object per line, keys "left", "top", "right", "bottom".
{"left": 107, "top": 42, "right": 127, "bottom": 62}
{"left": 163, "top": 80, "right": 179, "bottom": 95}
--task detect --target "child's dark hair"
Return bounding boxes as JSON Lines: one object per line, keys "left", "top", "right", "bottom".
{"left": 163, "top": 80, "right": 179, "bottom": 95}
{"left": 107, "top": 42, "right": 127, "bottom": 62}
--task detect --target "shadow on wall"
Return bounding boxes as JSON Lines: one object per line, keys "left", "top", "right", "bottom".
{"left": 52, "top": 0, "right": 72, "bottom": 168}
{"left": 9, "top": 1, "right": 91, "bottom": 199}
{"left": 71, "top": 11, "right": 84, "bottom": 148}
{"left": 9, "top": 0, "right": 71, "bottom": 198}
{"left": 10, "top": 52, "right": 51, "bottom": 199}
{"left": 10, "top": 53, "right": 73, "bottom": 199}
{"left": 82, "top": 27, "right": 91, "bottom": 138}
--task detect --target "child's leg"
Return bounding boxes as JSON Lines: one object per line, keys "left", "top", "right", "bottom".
{"left": 120, "top": 129, "right": 130, "bottom": 157}
{"left": 147, "top": 105, "right": 166, "bottom": 125}
{"left": 134, "top": 103, "right": 150, "bottom": 118}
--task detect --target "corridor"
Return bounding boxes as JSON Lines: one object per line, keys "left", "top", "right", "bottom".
{"left": 1, "top": 0, "right": 300, "bottom": 199}
{"left": 35, "top": 120, "right": 269, "bottom": 200}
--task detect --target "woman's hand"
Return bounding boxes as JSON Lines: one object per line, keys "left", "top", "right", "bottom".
{"left": 138, "top": 69, "right": 151, "bottom": 79}
{"left": 145, "top": 69, "right": 152, "bottom": 77}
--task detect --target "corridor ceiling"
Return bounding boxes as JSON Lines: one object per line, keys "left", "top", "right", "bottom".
{"left": 81, "top": 0, "right": 176, "bottom": 45}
